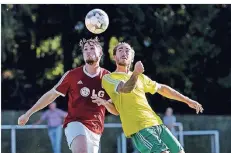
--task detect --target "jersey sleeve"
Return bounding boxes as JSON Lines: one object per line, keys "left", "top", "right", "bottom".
{"left": 52, "top": 71, "right": 71, "bottom": 97}
{"left": 102, "top": 74, "right": 121, "bottom": 97}
{"left": 143, "top": 74, "right": 160, "bottom": 94}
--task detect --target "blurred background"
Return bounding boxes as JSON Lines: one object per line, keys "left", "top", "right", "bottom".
{"left": 1, "top": 4, "right": 231, "bottom": 153}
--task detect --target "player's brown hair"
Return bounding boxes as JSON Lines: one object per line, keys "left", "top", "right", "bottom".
{"left": 113, "top": 42, "right": 135, "bottom": 62}
{"left": 79, "top": 37, "right": 102, "bottom": 53}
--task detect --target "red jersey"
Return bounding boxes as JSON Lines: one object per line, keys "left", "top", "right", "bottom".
{"left": 52, "top": 66, "right": 110, "bottom": 134}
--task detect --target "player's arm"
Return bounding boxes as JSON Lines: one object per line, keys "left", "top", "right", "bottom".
{"left": 117, "top": 72, "right": 139, "bottom": 93}
{"left": 157, "top": 84, "right": 204, "bottom": 114}
{"left": 143, "top": 74, "right": 203, "bottom": 114}
{"left": 104, "top": 101, "right": 119, "bottom": 116}
{"left": 92, "top": 97, "right": 119, "bottom": 115}
{"left": 18, "top": 90, "right": 60, "bottom": 125}
{"left": 157, "top": 84, "right": 190, "bottom": 104}
{"left": 18, "top": 71, "right": 71, "bottom": 125}
{"left": 117, "top": 61, "right": 144, "bottom": 93}
{"left": 28, "top": 90, "right": 59, "bottom": 117}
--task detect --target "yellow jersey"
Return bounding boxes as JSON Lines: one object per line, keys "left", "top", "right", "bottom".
{"left": 102, "top": 71, "right": 163, "bottom": 137}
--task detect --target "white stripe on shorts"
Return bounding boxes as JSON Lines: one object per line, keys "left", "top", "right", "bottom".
{"left": 137, "top": 132, "right": 153, "bottom": 150}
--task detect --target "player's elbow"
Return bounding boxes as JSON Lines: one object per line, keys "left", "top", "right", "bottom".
{"left": 109, "top": 109, "right": 119, "bottom": 116}
{"left": 119, "top": 88, "right": 133, "bottom": 93}
{"left": 111, "top": 113, "right": 119, "bottom": 116}
{"left": 117, "top": 81, "right": 134, "bottom": 93}
{"left": 118, "top": 87, "right": 134, "bottom": 93}
{"left": 157, "top": 84, "right": 169, "bottom": 94}
{"left": 112, "top": 112, "right": 119, "bottom": 116}
{"left": 46, "top": 89, "right": 60, "bottom": 101}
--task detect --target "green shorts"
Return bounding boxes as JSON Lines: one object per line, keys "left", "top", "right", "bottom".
{"left": 131, "top": 124, "right": 183, "bottom": 153}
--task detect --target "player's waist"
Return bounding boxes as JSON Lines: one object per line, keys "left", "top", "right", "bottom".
{"left": 64, "top": 119, "right": 104, "bottom": 134}
{"left": 121, "top": 116, "right": 162, "bottom": 126}
{"left": 123, "top": 122, "right": 162, "bottom": 137}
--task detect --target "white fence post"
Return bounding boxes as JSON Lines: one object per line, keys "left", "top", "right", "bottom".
{"left": 121, "top": 133, "right": 127, "bottom": 153}
{"left": 117, "top": 135, "right": 121, "bottom": 153}
{"left": 214, "top": 131, "right": 220, "bottom": 153}
{"left": 11, "top": 127, "right": 16, "bottom": 153}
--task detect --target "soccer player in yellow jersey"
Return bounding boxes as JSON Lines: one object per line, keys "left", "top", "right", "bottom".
{"left": 92, "top": 42, "right": 204, "bottom": 153}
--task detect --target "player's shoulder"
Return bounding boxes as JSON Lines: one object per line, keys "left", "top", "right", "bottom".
{"left": 100, "top": 67, "right": 111, "bottom": 75}
{"left": 140, "top": 73, "right": 147, "bottom": 79}
{"left": 70, "top": 66, "right": 84, "bottom": 72}
{"left": 59, "top": 66, "right": 83, "bottom": 80}
{"left": 67, "top": 66, "right": 84, "bottom": 75}
{"left": 140, "top": 74, "right": 158, "bottom": 84}
{"left": 139, "top": 73, "right": 154, "bottom": 82}
{"left": 102, "top": 73, "right": 111, "bottom": 78}
{"left": 102, "top": 71, "right": 113, "bottom": 81}
{"left": 140, "top": 73, "right": 150, "bottom": 79}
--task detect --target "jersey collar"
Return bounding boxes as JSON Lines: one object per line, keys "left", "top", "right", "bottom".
{"left": 113, "top": 71, "right": 133, "bottom": 75}
{"left": 83, "top": 65, "right": 101, "bottom": 78}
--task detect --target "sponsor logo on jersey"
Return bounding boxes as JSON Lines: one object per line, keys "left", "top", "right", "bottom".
{"left": 77, "top": 80, "right": 83, "bottom": 84}
{"left": 80, "top": 87, "right": 90, "bottom": 97}
{"left": 80, "top": 87, "right": 105, "bottom": 98}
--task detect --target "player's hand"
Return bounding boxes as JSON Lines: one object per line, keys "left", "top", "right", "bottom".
{"left": 18, "top": 114, "right": 30, "bottom": 126}
{"left": 187, "top": 100, "right": 204, "bottom": 114}
{"left": 134, "top": 61, "right": 144, "bottom": 75}
{"left": 91, "top": 96, "right": 107, "bottom": 106}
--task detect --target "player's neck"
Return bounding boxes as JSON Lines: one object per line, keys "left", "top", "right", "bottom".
{"left": 115, "top": 65, "right": 130, "bottom": 73}
{"left": 84, "top": 63, "right": 100, "bottom": 75}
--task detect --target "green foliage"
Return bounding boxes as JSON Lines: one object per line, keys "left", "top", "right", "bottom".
{"left": 1, "top": 4, "right": 231, "bottom": 113}
{"left": 108, "top": 36, "right": 119, "bottom": 60}
{"left": 1, "top": 5, "right": 21, "bottom": 63}
{"left": 36, "top": 36, "right": 63, "bottom": 58}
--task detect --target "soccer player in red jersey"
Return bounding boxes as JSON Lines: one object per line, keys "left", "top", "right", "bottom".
{"left": 18, "top": 37, "right": 119, "bottom": 153}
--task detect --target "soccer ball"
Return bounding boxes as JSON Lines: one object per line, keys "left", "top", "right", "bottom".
{"left": 85, "top": 9, "right": 109, "bottom": 34}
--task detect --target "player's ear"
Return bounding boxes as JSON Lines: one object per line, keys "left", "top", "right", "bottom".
{"left": 131, "top": 49, "right": 135, "bottom": 63}
{"left": 113, "top": 55, "right": 116, "bottom": 61}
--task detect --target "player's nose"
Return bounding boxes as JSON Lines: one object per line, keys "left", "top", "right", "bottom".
{"left": 86, "top": 51, "right": 92, "bottom": 56}
{"left": 121, "top": 51, "right": 127, "bottom": 56}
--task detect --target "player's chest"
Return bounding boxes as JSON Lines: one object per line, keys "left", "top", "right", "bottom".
{"left": 70, "top": 76, "right": 105, "bottom": 98}
{"left": 112, "top": 75, "right": 144, "bottom": 90}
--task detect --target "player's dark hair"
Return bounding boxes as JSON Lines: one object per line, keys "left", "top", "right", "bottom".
{"left": 113, "top": 42, "right": 135, "bottom": 62}
{"left": 79, "top": 37, "right": 102, "bottom": 52}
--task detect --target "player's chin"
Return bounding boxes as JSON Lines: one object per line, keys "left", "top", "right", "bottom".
{"left": 85, "top": 59, "right": 98, "bottom": 65}
{"left": 118, "top": 61, "right": 129, "bottom": 67}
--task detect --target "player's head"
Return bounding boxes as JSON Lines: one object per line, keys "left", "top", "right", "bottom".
{"left": 79, "top": 37, "right": 103, "bottom": 65}
{"left": 165, "top": 107, "right": 173, "bottom": 116}
{"left": 49, "top": 102, "right": 57, "bottom": 110}
{"left": 113, "top": 42, "right": 135, "bottom": 67}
